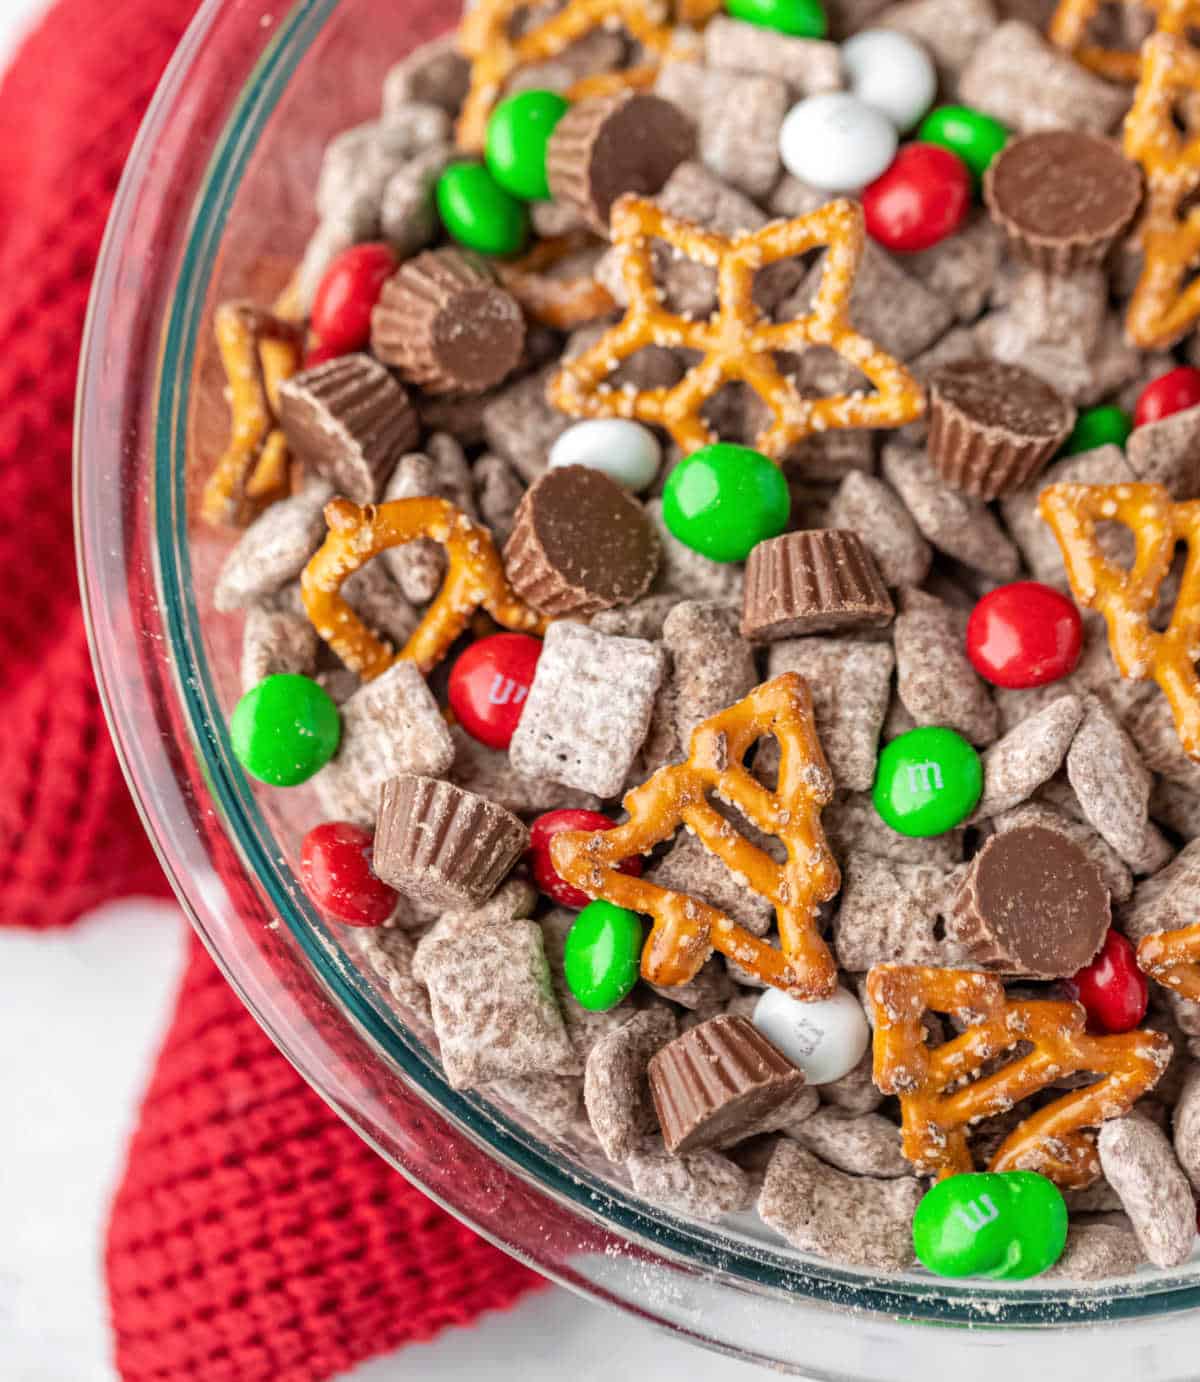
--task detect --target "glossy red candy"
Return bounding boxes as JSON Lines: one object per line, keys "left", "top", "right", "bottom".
{"left": 861, "top": 143, "right": 972, "bottom": 253}
{"left": 1067, "top": 930, "right": 1149, "bottom": 1034}
{"left": 309, "top": 242, "right": 397, "bottom": 355}
{"left": 303, "top": 338, "right": 343, "bottom": 370}
{"left": 1133, "top": 365, "right": 1200, "bottom": 428}
{"left": 300, "top": 821, "right": 398, "bottom": 926}
{"left": 527, "top": 809, "right": 643, "bottom": 909}
{"left": 448, "top": 633, "right": 543, "bottom": 750}
{"left": 966, "top": 581, "right": 1084, "bottom": 689}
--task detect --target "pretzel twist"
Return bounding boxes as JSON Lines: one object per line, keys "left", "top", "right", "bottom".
{"left": 1137, "top": 924, "right": 1200, "bottom": 1000}
{"left": 550, "top": 673, "right": 841, "bottom": 998}
{"left": 1039, "top": 481, "right": 1200, "bottom": 761}
{"left": 867, "top": 965, "right": 1171, "bottom": 1187}
{"left": 549, "top": 195, "right": 925, "bottom": 461}
{"left": 495, "top": 234, "right": 616, "bottom": 330}
{"left": 1049, "top": 0, "right": 1181, "bottom": 81}
{"left": 301, "top": 497, "right": 547, "bottom": 679}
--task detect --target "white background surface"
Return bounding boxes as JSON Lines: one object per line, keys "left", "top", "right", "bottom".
{"left": 0, "top": 6, "right": 775, "bottom": 1378}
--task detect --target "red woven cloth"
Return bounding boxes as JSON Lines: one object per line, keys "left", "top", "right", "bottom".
{"left": 0, "top": 0, "right": 540, "bottom": 1376}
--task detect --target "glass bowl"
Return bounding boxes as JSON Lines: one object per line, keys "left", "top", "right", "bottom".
{"left": 75, "top": 1, "right": 1200, "bottom": 1374}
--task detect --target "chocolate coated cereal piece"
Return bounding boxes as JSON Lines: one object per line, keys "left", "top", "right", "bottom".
{"left": 1006, "top": 268, "right": 1107, "bottom": 355}
{"left": 449, "top": 725, "right": 600, "bottom": 818}
{"left": 213, "top": 481, "right": 333, "bottom": 612}
{"left": 833, "top": 854, "right": 965, "bottom": 971}
{"left": 825, "top": 472, "right": 932, "bottom": 588}
{"left": 704, "top": 16, "right": 842, "bottom": 95}
{"left": 789, "top": 1107, "right": 910, "bottom": 1178}
{"left": 482, "top": 365, "right": 572, "bottom": 483}
{"left": 1151, "top": 779, "right": 1200, "bottom": 839}
{"left": 1120, "top": 839, "right": 1200, "bottom": 944}
{"left": 661, "top": 601, "right": 756, "bottom": 747}
{"left": 1127, "top": 693, "right": 1200, "bottom": 795}
{"left": 410, "top": 882, "right": 539, "bottom": 981}
{"left": 741, "top": 531, "right": 894, "bottom": 642}
{"left": 1126, "top": 405, "right": 1200, "bottom": 499}
{"left": 584, "top": 1008, "right": 679, "bottom": 1162}
{"left": 488, "top": 1074, "right": 585, "bottom": 1139}
{"left": 339, "top": 558, "right": 421, "bottom": 653}
{"left": 994, "top": 802, "right": 1133, "bottom": 904}
{"left": 472, "top": 452, "right": 526, "bottom": 547}
{"left": 646, "top": 832, "right": 774, "bottom": 940}
{"left": 649, "top": 957, "right": 737, "bottom": 1017}
{"left": 903, "top": 213, "right": 1005, "bottom": 325}
{"left": 626, "top": 1142, "right": 750, "bottom": 1222}
{"left": 356, "top": 925, "right": 432, "bottom": 1027}
{"left": 818, "top": 1048, "right": 884, "bottom": 1114}
{"left": 824, "top": 791, "right": 965, "bottom": 867}
{"left": 591, "top": 594, "right": 683, "bottom": 641}
{"left": 758, "top": 1139, "right": 922, "bottom": 1270}
{"left": 1044, "top": 1220, "right": 1145, "bottom": 1280}
{"left": 382, "top": 35, "right": 470, "bottom": 117}
{"left": 894, "top": 593, "right": 998, "bottom": 747}
{"left": 379, "top": 144, "right": 453, "bottom": 258}
{"left": 239, "top": 606, "right": 319, "bottom": 692}
{"left": 379, "top": 443, "right": 473, "bottom": 604}
{"left": 1171, "top": 1064, "right": 1200, "bottom": 1192}
{"left": 972, "top": 695, "right": 1085, "bottom": 819}
{"left": 877, "top": 0, "right": 997, "bottom": 93}
{"left": 1098, "top": 1114, "right": 1197, "bottom": 1269}
{"left": 647, "top": 499, "right": 745, "bottom": 604}
{"left": 539, "top": 908, "right": 642, "bottom": 1062}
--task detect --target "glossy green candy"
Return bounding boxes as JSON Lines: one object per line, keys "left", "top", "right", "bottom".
{"left": 917, "top": 105, "right": 1008, "bottom": 182}
{"left": 563, "top": 900, "right": 643, "bottom": 1011}
{"left": 873, "top": 726, "right": 982, "bottom": 837}
{"left": 230, "top": 674, "right": 341, "bottom": 787}
{"left": 486, "top": 90, "right": 569, "bottom": 201}
{"left": 661, "top": 443, "right": 791, "bottom": 563}
{"left": 726, "top": 0, "right": 827, "bottom": 38}
{"left": 436, "top": 163, "right": 529, "bottom": 257}
{"left": 913, "top": 1171, "right": 1068, "bottom": 1280}
{"left": 1063, "top": 404, "right": 1133, "bottom": 456}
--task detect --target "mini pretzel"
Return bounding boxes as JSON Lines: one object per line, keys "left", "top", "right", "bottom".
{"left": 202, "top": 302, "right": 304, "bottom": 527}
{"left": 550, "top": 672, "right": 841, "bottom": 999}
{"left": 867, "top": 964, "right": 1171, "bottom": 1187}
{"left": 1039, "top": 481, "right": 1200, "bottom": 760}
{"left": 494, "top": 233, "right": 616, "bottom": 330}
{"left": 1137, "top": 924, "right": 1200, "bottom": 1000}
{"left": 455, "top": 0, "right": 718, "bottom": 153}
{"left": 301, "top": 496, "right": 547, "bottom": 679}
{"left": 549, "top": 195, "right": 925, "bottom": 461}
{"left": 1049, "top": 0, "right": 1180, "bottom": 81}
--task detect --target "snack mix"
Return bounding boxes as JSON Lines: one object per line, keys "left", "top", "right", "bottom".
{"left": 206, "top": 0, "right": 1200, "bottom": 1282}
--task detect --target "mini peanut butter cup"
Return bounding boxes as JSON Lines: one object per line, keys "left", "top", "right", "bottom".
{"left": 545, "top": 90, "right": 696, "bottom": 235}
{"left": 503, "top": 464, "right": 659, "bottom": 617}
{"left": 740, "top": 530, "right": 893, "bottom": 642}
{"left": 950, "top": 825, "right": 1110, "bottom": 978}
{"left": 649, "top": 1014, "right": 805, "bottom": 1155}
{"left": 373, "top": 774, "right": 528, "bottom": 908}
{"left": 371, "top": 249, "right": 526, "bottom": 395}
{"left": 276, "top": 353, "right": 419, "bottom": 504}
{"left": 926, "top": 360, "right": 1075, "bottom": 500}
{"left": 984, "top": 130, "right": 1143, "bottom": 275}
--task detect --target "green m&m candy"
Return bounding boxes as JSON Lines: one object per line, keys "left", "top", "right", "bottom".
{"left": 563, "top": 900, "right": 643, "bottom": 1011}
{"left": 1063, "top": 404, "right": 1133, "bottom": 456}
{"left": 486, "top": 89, "right": 569, "bottom": 201}
{"left": 913, "top": 1171, "right": 1068, "bottom": 1280}
{"left": 872, "top": 726, "right": 982, "bottom": 837}
{"left": 726, "top": 0, "right": 827, "bottom": 38}
{"left": 661, "top": 443, "right": 791, "bottom": 563}
{"left": 230, "top": 674, "right": 341, "bottom": 787}
{"left": 436, "top": 162, "right": 529, "bottom": 257}
{"left": 917, "top": 105, "right": 1008, "bottom": 182}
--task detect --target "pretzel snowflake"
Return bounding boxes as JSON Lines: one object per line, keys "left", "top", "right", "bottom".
{"left": 1138, "top": 924, "right": 1200, "bottom": 1001}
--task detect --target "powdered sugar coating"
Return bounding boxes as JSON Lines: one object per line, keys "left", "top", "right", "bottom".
{"left": 1098, "top": 1114, "right": 1197, "bottom": 1268}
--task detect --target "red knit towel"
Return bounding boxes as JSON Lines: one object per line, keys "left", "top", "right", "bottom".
{"left": 0, "top": 1, "right": 540, "bottom": 1376}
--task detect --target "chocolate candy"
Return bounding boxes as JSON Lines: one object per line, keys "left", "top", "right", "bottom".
{"left": 917, "top": 105, "right": 1008, "bottom": 183}
{"left": 527, "top": 808, "right": 642, "bottom": 909}
{"left": 648, "top": 1014, "right": 805, "bottom": 1155}
{"left": 485, "top": 89, "right": 569, "bottom": 201}
{"left": 446, "top": 632, "right": 542, "bottom": 751}
{"left": 563, "top": 900, "right": 643, "bottom": 1012}
{"left": 778, "top": 92, "right": 897, "bottom": 192}
{"left": 371, "top": 249, "right": 526, "bottom": 394}
{"left": 503, "top": 464, "right": 659, "bottom": 617}
{"left": 1134, "top": 365, "right": 1200, "bottom": 427}
{"left": 309, "top": 242, "right": 397, "bottom": 354}
{"left": 661, "top": 443, "right": 790, "bottom": 564}
{"left": 873, "top": 725, "right": 982, "bottom": 837}
{"left": 751, "top": 985, "right": 871, "bottom": 1086}
{"left": 1064, "top": 404, "right": 1132, "bottom": 455}
{"left": 740, "top": 530, "right": 893, "bottom": 641}
{"left": 277, "top": 355, "right": 419, "bottom": 504}
{"left": 546, "top": 90, "right": 695, "bottom": 235}
{"left": 984, "top": 131, "right": 1143, "bottom": 276}
{"left": 965, "top": 581, "right": 1084, "bottom": 689}
{"left": 841, "top": 29, "right": 936, "bottom": 134}
{"left": 300, "top": 822, "right": 398, "bottom": 926}
{"left": 436, "top": 162, "right": 529, "bottom": 257}
{"left": 1068, "top": 929, "right": 1149, "bottom": 1035}
{"left": 862, "top": 143, "right": 971, "bottom": 253}
{"left": 951, "top": 824, "right": 1110, "bottom": 978}
{"left": 913, "top": 1171, "right": 1068, "bottom": 1280}
{"left": 548, "top": 419, "right": 661, "bottom": 493}
{"left": 727, "top": 0, "right": 827, "bottom": 37}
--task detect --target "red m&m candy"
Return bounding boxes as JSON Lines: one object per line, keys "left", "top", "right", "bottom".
{"left": 528, "top": 809, "right": 643, "bottom": 909}
{"left": 862, "top": 143, "right": 971, "bottom": 253}
{"left": 448, "top": 633, "right": 542, "bottom": 750}
{"left": 966, "top": 581, "right": 1083, "bottom": 689}
{"left": 310, "top": 242, "right": 397, "bottom": 355}
{"left": 1133, "top": 366, "right": 1200, "bottom": 428}
{"left": 301, "top": 821, "right": 398, "bottom": 926}
{"left": 1067, "top": 930, "right": 1149, "bottom": 1034}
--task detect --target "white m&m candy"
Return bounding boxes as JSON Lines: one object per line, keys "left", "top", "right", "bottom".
{"left": 841, "top": 29, "right": 936, "bottom": 134}
{"left": 778, "top": 92, "right": 898, "bottom": 192}
{"left": 547, "top": 419, "right": 661, "bottom": 492}
{"left": 752, "top": 984, "right": 870, "bottom": 1085}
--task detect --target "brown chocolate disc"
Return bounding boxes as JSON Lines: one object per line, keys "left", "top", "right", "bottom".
{"left": 951, "top": 825, "right": 1110, "bottom": 978}
{"left": 740, "top": 530, "right": 894, "bottom": 642}
{"left": 503, "top": 464, "right": 659, "bottom": 617}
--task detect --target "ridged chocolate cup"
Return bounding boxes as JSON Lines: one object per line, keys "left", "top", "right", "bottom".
{"left": 546, "top": 89, "right": 696, "bottom": 235}
{"left": 371, "top": 249, "right": 526, "bottom": 395}
{"left": 648, "top": 1015, "right": 805, "bottom": 1155}
{"left": 926, "top": 360, "right": 1075, "bottom": 500}
{"left": 740, "top": 529, "right": 893, "bottom": 642}
{"left": 503, "top": 464, "right": 659, "bottom": 617}
{"left": 277, "top": 353, "right": 419, "bottom": 504}
{"left": 983, "top": 130, "right": 1143, "bottom": 276}
{"left": 373, "top": 774, "right": 528, "bottom": 908}
{"left": 949, "top": 825, "right": 1110, "bottom": 978}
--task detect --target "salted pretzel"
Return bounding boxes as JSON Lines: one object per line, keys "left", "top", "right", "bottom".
{"left": 867, "top": 965, "right": 1171, "bottom": 1187}
{"left": 301, "top": 496, "right": 547, "bottom": 679}
{"left": 202, "top": 302, "right": 304, "bottom": 527}
{"left": 549, "top": 195, "right": 925, "bottom": 461}
{"left": 455, "top": 0, "right": 718, "bottom": 153}
{"left": 1039, "top": 482, "right": 1200, "bottom": 761}
{"left": 494, "top": 233, "right": 616, "bottom": 330}
{"left": 1049, "top": 0, "right": 1191, "bottom": 81}
{"left": 549, "top": 672, "right": 841, "bottom": 998}
{"left": 1137, "top": 925, "right": 1200, "bottom": 1001}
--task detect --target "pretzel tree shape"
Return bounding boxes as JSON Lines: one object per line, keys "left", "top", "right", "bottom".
{"left": 1039, "top": 481, "right": 1200, "bottom": 761}
{"left": 867, "top": 965, "right": 1171, "bottom": 1187}
{"left": 550, "top": 672, "right": 842, "bottom": 999}
{"left": 1138, "top": 924, "right": 1200, "bottom": 1001}
{"left": 549, "top": 195, "right": 925, "bottom": 460}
